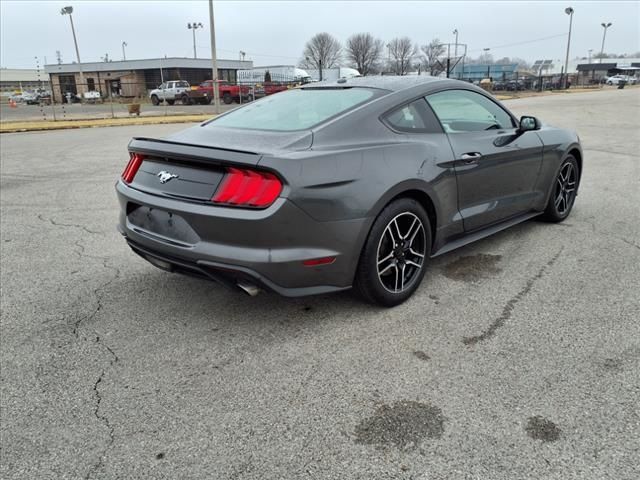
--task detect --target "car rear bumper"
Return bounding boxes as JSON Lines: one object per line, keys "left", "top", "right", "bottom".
{"left": 116, "top": 181, "right": 367, "bottom": 297}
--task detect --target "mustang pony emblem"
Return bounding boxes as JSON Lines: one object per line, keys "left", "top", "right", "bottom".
{"left": 157, "top": 171, "right": 179, "bottom": 184}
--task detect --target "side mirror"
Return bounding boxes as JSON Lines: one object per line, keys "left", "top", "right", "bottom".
{"left": 519, "top": 116, "right": 541, "bottom": 132}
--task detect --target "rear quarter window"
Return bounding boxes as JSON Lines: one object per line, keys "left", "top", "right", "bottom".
{"left": 207, "top": 88, "right": 379, "bottom": 131}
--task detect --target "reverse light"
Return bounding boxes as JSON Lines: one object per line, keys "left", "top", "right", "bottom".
{"left": 212, "top": 167, "right": 282, "bottom": 207}
{"left": 122, "top": 153, "right": 144, "bottom": 184}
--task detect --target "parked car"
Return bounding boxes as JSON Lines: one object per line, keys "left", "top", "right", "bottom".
{"left": 149, "top": 80, "right": 190, "bottom": 105}
{"left": 506, "top": 80, "right": 525, "bottom": 91}
{"left": 606, "top": 75, "right": 637, "bottom": 85}
{"left": 196, "top": 80, "right": 253, "bottom": 104}
{"left": 116, "top": 76, "right": 582, "bottom": 306}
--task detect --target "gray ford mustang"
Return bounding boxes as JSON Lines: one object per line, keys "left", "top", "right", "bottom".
{"left": 116, "top": 76, "right": 581, "bottom": 306}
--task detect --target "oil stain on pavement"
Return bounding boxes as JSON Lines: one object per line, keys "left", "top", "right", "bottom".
{"left": 443, "top": 254, "right": 502, "bottom": 282}
{"left": 413, "top": 351, "right": 430, "bottom": 361}
{"left": 354, "top": 401, "right": 444, "bottom": 450}
{"left": 525, "top": 416, "right": 561, "bottom": 442}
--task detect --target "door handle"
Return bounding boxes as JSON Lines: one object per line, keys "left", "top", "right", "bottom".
{"left": 460, "top": 152, "right": 482, "bottom": 164}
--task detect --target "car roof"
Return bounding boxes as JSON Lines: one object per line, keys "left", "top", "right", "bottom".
{"left": 302, "top": 75, "right": 447, "bottom": 92}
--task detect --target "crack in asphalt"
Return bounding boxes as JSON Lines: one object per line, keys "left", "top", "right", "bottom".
{"left": 621, "top": 238, "right": 640, "bottom": 251}
{"left": 39, "top": 214, "right": 121, "bottom": 479}
{"left": 463, "top": 247, "right": 564, "bottom": 346}
{"left": 72, "top": 252, "right": 121, "bottom": 480}
{"left": 37, "top": 213, "right": 104, "bottom": 236}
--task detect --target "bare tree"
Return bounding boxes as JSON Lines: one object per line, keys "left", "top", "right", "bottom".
{"left": 388, "top": 37, "right": 417, "bottom": 75}
{"left": 510, "top": 57, "right": 531, "bottom": 70}
{"left": 346, "top": 33, "right": 384, "bottom": 76}
{"left": 300, "top": 32, "right": 342, "bottom": 80}
{"left": 476, "top": 51, "right": 494, "bottom": 64}
{"left": 420, "top": 38, "right": 446, "bottom": 76}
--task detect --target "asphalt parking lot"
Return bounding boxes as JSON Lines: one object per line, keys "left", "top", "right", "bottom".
{"left": 1, "top": 88, "right": 639, "bottom": 479}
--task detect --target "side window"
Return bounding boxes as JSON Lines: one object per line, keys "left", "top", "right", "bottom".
{"left": 426, "top": 89, "right": 515, "bottom": 133}
{"left": 158, "top": 83, "right": 166, "bottom": 89}
{"left": 384, "top": 99, "right": 435, "bottom": 133}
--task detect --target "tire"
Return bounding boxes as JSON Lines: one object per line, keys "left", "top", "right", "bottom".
{"left": 222, "top": 93, "right": 233, "bottom": 105}
{"left": 166, "top": 99, "right": 175, "bottom": 106}
{"left": 181, "top": 95, "right": 192, "bottom": 105}
{"left": 542, "top": 155, "right": 579, "bottom": 223}
{"left": 354, "top": 198, "right": 431, "bottom": 307}
{"left": 245, "top": 94, "right": 254, "bottom": 102}
{"left": 151, "top": 95, "right": 160, "bottom": 106}
{"left": 201, "top": 98, "right": 212, "bottom": 105}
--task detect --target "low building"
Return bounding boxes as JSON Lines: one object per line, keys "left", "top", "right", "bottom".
{"left": 0, "top": 68, "right": 46, "bottom": 96}
{"left": 576, "top": 60, "right": 640, "bottom": 83}
{"left": 44, "top": 57, "right": 253, "bottom": 102}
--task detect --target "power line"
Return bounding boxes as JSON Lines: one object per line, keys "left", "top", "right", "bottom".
{"left": 467, "top": 33, "right": 568, "bottom": 54}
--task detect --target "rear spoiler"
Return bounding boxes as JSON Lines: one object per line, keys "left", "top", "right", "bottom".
{"left": 128, "top": 137, "right": 262, "bottom": 167}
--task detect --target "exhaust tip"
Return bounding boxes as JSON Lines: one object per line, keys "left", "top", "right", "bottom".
{"left": 237, "top": 281, "right": 260, "bottom": 297}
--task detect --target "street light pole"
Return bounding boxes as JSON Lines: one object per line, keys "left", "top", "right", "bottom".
{"left": 122, "top": 41, "right": 127, "bottom": 61}
{"left": 60, "top": 6, "right": 85, "bottom": 98}
{"left": 188, "top": 22, "right": 203, "bottom": 59}
{"left": 453, "top": 29, "right": 458, "bottom": 58}
{"left": 207, "top": 1, "right": 220, "bottom": 114}
{"left": 599, "top": 22, "right": 612, "bottom": 63}
{"left": 484, "top": 48, "right": 491, "bottom": 79}
{"left": 563, "top": 7, "right": 574, "bottom": 89}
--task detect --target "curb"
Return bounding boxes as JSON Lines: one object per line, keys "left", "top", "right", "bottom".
{"left": 0, "top": 114, "right": 213, "bottom": 133}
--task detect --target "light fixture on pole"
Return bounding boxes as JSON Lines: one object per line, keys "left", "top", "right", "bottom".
{"left": 60, "top": 6, "right": 85, "bottom": 97}
{"left": 563, "top": 7, "right": 574, "bottom": 89}
{"left": 122, "top": 41, "right": 128, "bottom": 61}
{"left": 239, "top": 50, "right": 246, "bottom": 62}
{"left": 188, "top": 22, "right": 204, "bottom": 59}
{"left": 599, "top": 22, "right": 612, "bottom": 63}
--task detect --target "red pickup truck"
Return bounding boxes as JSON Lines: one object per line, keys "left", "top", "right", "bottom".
{"left": 196, "top": 80, "right": 253, "bottom": 104}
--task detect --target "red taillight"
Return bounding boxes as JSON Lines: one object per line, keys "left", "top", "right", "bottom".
{"left": 122, "top": 153, "right": 144, "bottom": 184}
{"left": 303, "top": 257, "right": 336, "bottom": 267}
{"left": 212, "top": 167, "right": 282, "bottom": 208}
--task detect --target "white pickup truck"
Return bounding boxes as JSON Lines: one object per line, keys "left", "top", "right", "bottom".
{"left": 149, "top": 80, "right": 190, "bottom": 105}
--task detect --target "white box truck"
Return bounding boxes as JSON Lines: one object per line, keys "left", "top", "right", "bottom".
{"left": 307, "top": 67, "right": 361, "bottom": 82}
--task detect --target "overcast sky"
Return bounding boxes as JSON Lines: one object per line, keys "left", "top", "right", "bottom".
{"left": 1, "top": 1, "right": 639, "bottom": 69}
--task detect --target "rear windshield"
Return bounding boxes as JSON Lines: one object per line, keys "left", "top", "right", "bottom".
{"left": 207, "top": 88, "right": 379, "bottom": 131}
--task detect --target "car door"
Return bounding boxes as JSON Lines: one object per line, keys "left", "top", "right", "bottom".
{"left": 426, "top": 89, "right": 543, "bottom": 231}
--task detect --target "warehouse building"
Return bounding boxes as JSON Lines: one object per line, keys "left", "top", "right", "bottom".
{"left": 0, "top": 68, "right": 46, "bottom": 96}
{"left": 44, "top": 57, "right": 253, "bottom": 102}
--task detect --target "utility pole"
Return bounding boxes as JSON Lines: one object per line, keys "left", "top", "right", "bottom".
{"left": 60, "top": 6, "right": 85, "bottom": 97}
{"left": 188, "top": 22, "right": 204, "bottom": 59}
{"left": 208, "top": 1, "right": 220, "bottom": 114}
{"left": 319, "top": 59, "right": 323, "bottom": 81}
{"left": 563, "top": 7, "right": 574, "bottom": 89}
{"left": 599, "top": 22, "right": 612, "bottom": 63}
{"left": 122, "top": 41, "right": 127, "bottom": 61}
{"left": 453, "top": 29, "right": 458, "bottom": 58}
{"left": 484, "top": 48, "right": 491, "bottom": 80}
